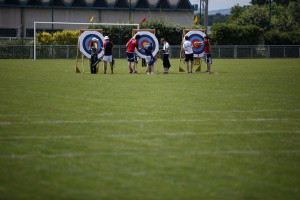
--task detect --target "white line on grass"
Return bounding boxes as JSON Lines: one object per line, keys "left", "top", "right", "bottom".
{"left": 0, "top": 130, "right": 299, "bottom": 140}
{"left": 1, "top": 149, "right": 300, "bottom": 160}
{"left": 0, "top": 109, "right": 299, "bottom": 118}
{"left": 0, "top": 118, "right": 298, "bottom": 126}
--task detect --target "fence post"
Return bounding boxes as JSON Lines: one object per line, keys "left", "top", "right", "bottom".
{"left": 66, "top": 45, "right": 69, "bottom": 59}
{"left": 234, "top": 45, "right": 237, "bottom": 59}
{"left": 218, "top": 47, "right": 220, "bottom": 58}
{"left": 284, "top": 47, "right": 286, "bottom": 58}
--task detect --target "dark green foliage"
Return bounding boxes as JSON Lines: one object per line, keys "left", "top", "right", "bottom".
{"left": 141, "top": 20, "right": 185, "bottom": 45}
{"left": 211, "top": 23, "right": 264, "bottom": 45}
{"left": 236, "top": 5, "right": 270, "bottom": 29}
{"left": 264, "top": 30, "right": 300, "bottom": 44}
{"left": 91, "top": 25, "right": 135, "bottom": 45}
{"left": 251, "top": 0, "right": 297, "bottom": 5}
{"left": 215, "top": 1, "right": 300, "bottom": 45}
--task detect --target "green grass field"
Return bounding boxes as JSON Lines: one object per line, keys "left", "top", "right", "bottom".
{"left": 0, "top": 58, "right": 299, "bottom": 200}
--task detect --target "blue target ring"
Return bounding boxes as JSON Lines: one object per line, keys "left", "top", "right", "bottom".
{"left": 137, "top": 35, "right": 156, "bottom": 55}
{"left": 184, "top": 30, "right": 206, "bottom": 58}
{"left": 79, "top": 31, "right": 104, "bottom": 59}
{"left": 134, "top": 31, "right": 159, "bottom": 58}
{"left": 82, "top": 34, "right": 103, "bottom": 54}
{"left": 189, "top": 34, "right": 204, "bottom": 54}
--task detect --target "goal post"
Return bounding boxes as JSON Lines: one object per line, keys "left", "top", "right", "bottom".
{"left": 33, "top": 21, "right": 140, "bottom": 60}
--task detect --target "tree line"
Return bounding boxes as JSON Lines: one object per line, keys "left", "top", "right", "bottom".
{"left": 35, "top": 0, "right": 299, "bottom": 46}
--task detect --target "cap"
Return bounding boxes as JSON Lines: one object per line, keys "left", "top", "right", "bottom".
{"left": 104, "top": 36, "right": 109, "bottom": 40}
{"left": 92, "top": 37, "right": 98, "bottom": 42}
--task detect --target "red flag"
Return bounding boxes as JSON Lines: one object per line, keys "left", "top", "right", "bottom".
{"left": 141, "top": 17, "right": 146, "bottom": 24}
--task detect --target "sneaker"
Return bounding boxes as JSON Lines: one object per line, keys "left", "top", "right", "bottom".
{"left": 147, "top": 72, "right": 150, "bottom": 74}
{"left": 151, "top": 72, "right": 155, "bottom": 74}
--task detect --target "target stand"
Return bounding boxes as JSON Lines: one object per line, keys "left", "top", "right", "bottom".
{"left": 75, "top": 29, "right": 104, "bottom": 73}
{"left": 132, "top": 29, "right": 159, "bottom": 73}
{"left": 179, "top": 29, "right": 206, "bottom": 73}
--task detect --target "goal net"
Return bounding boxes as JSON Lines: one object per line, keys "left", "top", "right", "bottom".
{"left": 33, "top": 21, "right": 139, "bottom": 60}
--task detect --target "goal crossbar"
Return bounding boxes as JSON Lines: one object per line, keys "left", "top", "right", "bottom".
{"left": 33, "top": 21, "right": 140, "bottom": 60}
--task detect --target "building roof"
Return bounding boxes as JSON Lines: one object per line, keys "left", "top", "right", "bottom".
{"left": 0, "top": 0, "right": 193, "bottom": 10}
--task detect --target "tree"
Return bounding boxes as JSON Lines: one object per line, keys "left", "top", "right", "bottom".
{"left": 288, "top": 0, "right": 300, "bottom": 27}
{"left": 227, "top": 5, "right": 249, "bottom": 22}
{"left": 211, "top": 23, "right": 264, "bottom": 45}
{"left": 271, "top": 3, "right": 297, "bottom": 31}
{"left": 236, "top": 5, "right": 270, "bottom": 29}
{"left": 251, "top": 0, "right": 298, "bottom": 5}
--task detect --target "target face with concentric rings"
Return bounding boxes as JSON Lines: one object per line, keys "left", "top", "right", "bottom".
{"left": 134, "top": 31, "right": 159, "bottom": 58}
{"left": 183, "top": 31, "right": 206, "bottom": 58}
{"left": 79, "top": 31, "right": 104, "bottom": 59}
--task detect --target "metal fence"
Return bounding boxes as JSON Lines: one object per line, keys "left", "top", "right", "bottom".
{"left": 1, "top": 45, "right": 300, "bottom": 59}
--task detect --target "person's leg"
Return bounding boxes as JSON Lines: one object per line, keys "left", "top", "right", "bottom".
{"left": 133, "top": 60, "right": 138, "bottom": 73}
{"left": 206, "top": 63, "right": 211, "bottom": 73}
{"left": 163, "top": 54, "right": 169, "bottom": 74}
{"left": 147, "top": 63, "right": 150, "bottom": 74}
{"left": 186, "top": 62, "right": 190, "bottom": 72}
{"left": 205, "top": 54, "right": 212, "bottom": 74}
{"left": 109, "top": 62, "right": 113, "bottom": 74}
{"left": 103, "top": 61, "right": 107, "bottom": 74}
{"left": 128, "top": 62, "right": 133, "bottom": 73}
{"left": 151, "top": 65, "right": 154, "bottom": 74}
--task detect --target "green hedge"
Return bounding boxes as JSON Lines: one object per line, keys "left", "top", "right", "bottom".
{"left": 264, "top": 30, "right": 300, "bottom": 45}
{"left": 210, "top": 23, "right": 264, "bottom": 45}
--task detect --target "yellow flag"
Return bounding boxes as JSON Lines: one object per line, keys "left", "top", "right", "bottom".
{"left": 194, "top": 15, "right": 198, "bottom": 24}
{"left": 89, "top": 16, "right": 94, "bottom": 23}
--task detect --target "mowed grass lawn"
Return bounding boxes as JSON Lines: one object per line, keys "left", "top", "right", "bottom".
{"left": 0, "top": 58, "right": 299, "bottom": 200}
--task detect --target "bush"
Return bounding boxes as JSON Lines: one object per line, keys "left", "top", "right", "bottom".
{"left": 264, "top": 30, "right": 300, "bottom": 45}
{"left": 211, "top": 23, "right": 264, "bottom": 45}
{"left": 53, "top": 30, "right": 79, "bottom": 45}
{"left": 37, "top": 30, "right": 79, "bottom": 45}
{"left": 37, "top": 32, "right": 53, "bottom": 45}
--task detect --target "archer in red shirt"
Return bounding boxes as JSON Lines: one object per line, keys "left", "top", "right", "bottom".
{"left": 200, "top": 36, "right": 212, "bottom": 74}
{"left": 126, "top": 34, "right": 141, "bottom": 73}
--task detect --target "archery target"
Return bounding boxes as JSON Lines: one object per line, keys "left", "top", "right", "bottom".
{"left": 79, "top": 31, "right": 104, "bottom": 59}
{"left": 134, "top": 31, "right": 159, "bottom": 58}
{"left": 183, "top": 31, "right": 206, "bottom": 57}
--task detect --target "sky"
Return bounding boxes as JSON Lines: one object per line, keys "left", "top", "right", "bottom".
{"left": 189, "top": 0, "right": 251, "bottom": 11}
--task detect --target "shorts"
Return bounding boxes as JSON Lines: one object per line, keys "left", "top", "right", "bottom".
{"left": 145, "top": 55, "right": 152, "bottom": 63}
{"left": 185, "top": 53, "right": 194, "bottom": 62}
{"left": 127, "top": 52, "right": 137, "bottom": 63}
{"left": 103, "top": 55, "right": 113, "bottom": 63}
{"left": 204, "top": 54, "right": 212, "bottom": 64}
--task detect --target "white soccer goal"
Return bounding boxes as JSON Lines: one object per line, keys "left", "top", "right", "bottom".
{"left": 33, "top": 21, "right": 140, "bottom": 60}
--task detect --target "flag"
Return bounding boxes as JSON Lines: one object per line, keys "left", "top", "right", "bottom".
{"left": 193, "top": 15, "right": 198, "bottom": 24}
{"left": 141, "top": 17, "right": 146, "bottom": 24}
{"left": 89, "top": 16, "right": 94, "bottom": 23}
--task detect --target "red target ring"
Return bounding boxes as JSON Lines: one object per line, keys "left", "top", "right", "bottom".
{"left": 134, "top": 31, "right": 159, "bottom": 58}
{"left": 183, "top": 31, "right": 206, "bottom": 58}
{"left": 79, "top": 31, "right": 104, "bottom": 59}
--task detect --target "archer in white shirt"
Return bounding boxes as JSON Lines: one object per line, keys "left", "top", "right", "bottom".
{"left": 183, "top": 36, "right": 194, "bottom": 73}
